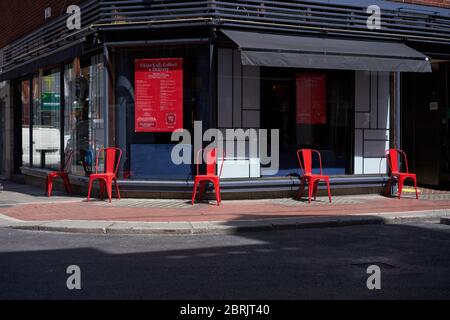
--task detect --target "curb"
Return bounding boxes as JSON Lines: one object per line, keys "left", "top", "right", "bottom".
{"left": 1, "top": 209, "right": 449, "bottom": 235}
{"left": 2, "top": 216, "right": 385, "bottom": 235}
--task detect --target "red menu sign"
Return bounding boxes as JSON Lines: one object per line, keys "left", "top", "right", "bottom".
{"left": 135, "top": 58, "right": 183, "bottom": 132}
{"left": 296, "top": 73, "right": 326, "bottom": 125}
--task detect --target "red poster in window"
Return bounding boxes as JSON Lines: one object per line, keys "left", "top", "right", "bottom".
{"left": 135, "top": 58, "right": 183, "bottom": 132}
{"left": 296, "top": 74, "right": 326, "bottom": 125}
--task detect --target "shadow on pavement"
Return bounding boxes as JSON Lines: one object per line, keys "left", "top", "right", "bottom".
{"left": 0, "top": 222, "right": 450, "bottom": 299}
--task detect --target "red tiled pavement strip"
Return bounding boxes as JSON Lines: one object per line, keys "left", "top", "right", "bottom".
{"left": 1, "top": 196, "right": 450, "bottom": 222}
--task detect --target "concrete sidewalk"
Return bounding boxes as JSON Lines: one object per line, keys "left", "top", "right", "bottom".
{"left": 1, "top": 180, "right": 450, "bottom": 234}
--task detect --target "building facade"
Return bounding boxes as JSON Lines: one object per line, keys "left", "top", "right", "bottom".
{"left": 0, "top": 0, "right": 449, "bottom": 197}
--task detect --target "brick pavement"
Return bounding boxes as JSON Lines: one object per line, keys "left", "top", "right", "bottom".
{"left": 1, "top": 194, "right": 450, "bottom": 223}
{"left": 0, "top": 181, "right": 449, "bottom": 223}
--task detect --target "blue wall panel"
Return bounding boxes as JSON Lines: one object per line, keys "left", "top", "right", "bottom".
{"left": 130, "top": 144, "right": 192, "bottom": 180}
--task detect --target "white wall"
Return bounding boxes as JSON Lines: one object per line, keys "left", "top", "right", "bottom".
{"left": 217, "top": 48, "right": 261, "bottom": 178}
{"left": 354, "top": 71, "right": 390, "bottom": 174}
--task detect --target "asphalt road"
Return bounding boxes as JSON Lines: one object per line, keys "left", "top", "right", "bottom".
{"left": 0, "top": 223, "right": 450, "bottom": 299}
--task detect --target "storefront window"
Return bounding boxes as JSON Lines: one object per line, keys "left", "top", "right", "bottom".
{"left": 218, "top": 47, "right": 354, "bottom": 178}
{"left": 260, "top": 68, "right": 354, "bottom": 176}
{"left": 21, "top": 80, "right": 31, "bottom": 167}
{"left": 64, "top": 55, "right": 105, "bottom": 176}
{"left": 114, "top": 46, "right": 202, "bottom": 180}
{"left": 31, "top": 69, "right": 61, "bottom": 170}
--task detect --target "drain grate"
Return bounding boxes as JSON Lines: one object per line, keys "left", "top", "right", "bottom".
{"left": 271, "top": 198, "right": 366, "bottom": 206}
{"left": 419, "top": 194, "right": 450, "bottom": 201}
{"left": 97, "top": 199, "right": 193, "bottom": 209}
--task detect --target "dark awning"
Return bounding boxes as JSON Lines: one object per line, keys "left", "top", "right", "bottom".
{"left": 0, "top": 40, "right": 84, "bottom": 82}
{"left": 222, "top": 29, "right": 431, "bottom": 73}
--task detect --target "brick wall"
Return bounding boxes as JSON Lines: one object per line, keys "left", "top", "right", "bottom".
{"left": 391, "top": 0, "right": 450, "bottom": 8}
{"left": 0, "top": 0, "right": 84, "bottom": 49}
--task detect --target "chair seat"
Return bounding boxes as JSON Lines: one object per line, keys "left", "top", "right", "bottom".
{"left": 391, "top": 172, "right": 416, "bottom": 177}
{"left": 303, "top": 174, "right": 330, "bottom": 180}
{"left": 89, "top": 173, "right": 116, "bottom": 179}
{"left": 48, "top": 171, "right": 67, "bottom": 177}
{"left": 194, "top": 175, "right": 219, "bottom": 180}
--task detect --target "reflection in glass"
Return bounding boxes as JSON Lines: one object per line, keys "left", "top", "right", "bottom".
{"left": 64, "top": 55, "right": 105, "bottom": 176}
{"left": 21, "top": 80, "right": 31, "bottom": 166}
{"left": 32, "top": 69, "right": 61, "bottom": 170}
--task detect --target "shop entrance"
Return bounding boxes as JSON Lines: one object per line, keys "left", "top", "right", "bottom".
{"left": 260, "top": 68, "right": 354, "bottom": 177}
{"left": 402, "top": 62, "right": 450, "bottom": 186}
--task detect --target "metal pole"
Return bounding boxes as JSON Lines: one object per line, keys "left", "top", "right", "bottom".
{"left": 60, "top": 65, "right": 65, "bottom": 170}
{"left": 103, "top": 43, "right": 109, "bottom": 148}
{"left": 396, "top": 71, "right": 401, "bottom": 149}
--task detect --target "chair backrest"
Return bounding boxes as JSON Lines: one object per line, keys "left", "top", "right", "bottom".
{"left": 196, "top": 148, "right": 225, "bottom": 177}
{"left": 386, "top": 148, "right": 409, "bottom": 173}
{"left": 297, "top": 149, "right": 323, "bottom": 176}
{"left": 95, "top": 147, "right": 122, "bottom": 176}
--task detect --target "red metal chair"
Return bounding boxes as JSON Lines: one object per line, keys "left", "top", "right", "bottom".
{"left": 192, "top": 148, "right": 225, "bottom": 206}
{"left": 296, "top": 149, "right": 332, "bottom": 203}
{"left": 385, "top": 148, "right": 418, "bottom": 199}
{"left": 46, "top": 150, "right": 74, "bottom": 197}
{"left": 87, "top": 147, "right": 122, "bottom": 203}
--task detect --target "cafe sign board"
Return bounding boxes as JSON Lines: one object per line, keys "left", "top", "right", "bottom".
{"left": 134, "top": 58, "right": 183, "bottom": 132}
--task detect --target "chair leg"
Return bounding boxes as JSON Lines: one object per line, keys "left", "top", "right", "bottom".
{"left": 218, "top": 182, "right": 222, "bottom": 204}
{"left": 48, "top": 176, "right": 54, "bottom": 197}
{"left": 397, "top": 177, "right": 404, "bottom": 199}
{"left": 308, "top": 179, "right": 314, "bottom": 203}
{"left": 87, "top": 178, "right": 94, "bottom": 202}
{"left": 114, "top": 178, "right": 121, "bottom": 200}
{"left": 106, "top": 178, "right": 113, "bottom": 203}
{"left": 198, "top": 181, "right": 207, "bottom": 202}
{"left": 313, "top": 180, "right": 319, "bottom": 200}
{"left": 191, "top": 180, "right": 199, "bottom": 205}
{"left": 414, "top": 177, "right": 419, "bottom": 200}
{"left": 213, "top": 180, "right": 221, "bottom": 206}
{"left": 326, "top": 180, "right": 332, "bottom": 203}
{"left": 62, "top": 173, "right": 72, "bottom": 195}
{"left": 385, "top": 177, "right": 392, "bottom": 196}
{"left": 46, "top": 175, "right": 53, "bottom": 197}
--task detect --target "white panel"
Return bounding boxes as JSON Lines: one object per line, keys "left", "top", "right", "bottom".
{"left": 232, "top": 49, "right": 242, "bottom": 127}
{"left": 377, "top": 72, "right": 390, "bottom": 129}
{"left": 354, "top": 129, "right": 363, "bottom": 157}
{"left": 354, "top": 129, "right": 363, "bottom": 174}
{"left": 242, "top": 66, "right": 260, "bottom": 111}
{"left": 364, "top": 140, "right": 389, "bottom": 157}
{"left": 363, "top": 158, "right": 387, "bottom": 174}
{"left": 354, "top": 156, "right": 363, "bottom": 175}
{"left": 218, "top": 49, "right": 233, "bottom": 127}
{"left": 355, "top": 71, "right": 370, "bottom": 112}
{"left": 219, "top": 159, "right": 249, "bottom": 178}
{"left": 249, "top": 157, "right": 261, "bottom": 178}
